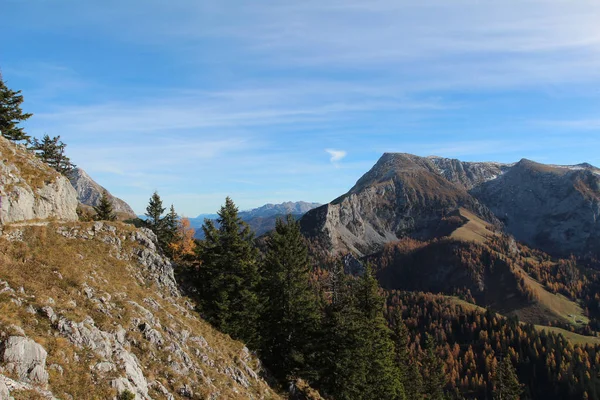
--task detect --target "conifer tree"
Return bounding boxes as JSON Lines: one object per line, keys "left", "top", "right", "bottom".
{"left": 163, "top": 205, "right": 179, "bottom": 247}
{"left": 197, "top": 197, "right": 261, "bottom": 347}
{"left": 93, "top": 190, "right": 116, "bottom": 221}
{"left": 29, "top": 134, "right": 75, "bottom": 174}
{"left": 355, "top": 264, "right": 404, "bottom": 400}
{"left": 317, "top": 260, "right": 366, "bottom": 400}
{"left": 422, "top": 334, "right": 446, "bottom": 400}
{"left": 391, "top": 307, "right": 411, "bottom": 398}
{"left": 0, "top": 76, "right": 32, "bottom": 142}
{"left": 259, "top": 214, "right": 321, "bottom": 383}
{"left": 145, "top": 191, "right": 165, "bottom": 231}
{"left": 168, "top": 217, "right": 197, "bottom": 262}
{"left": 144, "top": 192, "right": 174, "bottom": 252}
{"left": 493, "top": 356, "right": 522, "bottom": 400}
{"left": 406, "top": 360, "right": 424, "bottom": 400}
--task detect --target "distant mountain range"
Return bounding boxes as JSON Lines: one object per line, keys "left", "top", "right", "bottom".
{"left": 190, "top": 201, "right": 321, "bottom": 238}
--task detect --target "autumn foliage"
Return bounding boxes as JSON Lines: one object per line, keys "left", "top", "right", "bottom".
{"left": 168, "top": 217, "right": 197, "bottom": 262}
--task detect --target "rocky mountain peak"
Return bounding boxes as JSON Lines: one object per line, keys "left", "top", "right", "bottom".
{"left": 68, "top": 167, "right": 136, "bottom": 219}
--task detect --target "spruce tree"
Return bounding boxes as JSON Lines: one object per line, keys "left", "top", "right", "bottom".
{"left": 145, "top": 191, "right": 165, "bottom": 231}
{"left": 406, "top": 360, "right": 424, "bottom": 400}
{"left": 391, "top": 307, "right": 411, "bottom": 398}
{"left": 163, "top": 205, "right": 179, "bottom": 249}
{"left": 422, "top": 334, "right": 446, "bottom": 400}
{"left": 197, "top": 197, "right": 261, "bottom": 347}
{"left": 93, "top": 190, "right": 116, "bottom": 221}
{"left": 259, "top": 214, "right": 321, "bottom": 383}
{"left": 317, "top": 260, "right": 366, "bottom": 400}
{"left": 0, "top": 76, "right": 32, "bottom": 142}
{"left": 493, "top": 356, "right": 522, "bottom": 400}
{"left": 355, "top": 264, "right": 404, "bottom": 400}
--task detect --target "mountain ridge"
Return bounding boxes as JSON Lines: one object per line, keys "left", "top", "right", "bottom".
{"left": 301, "top": 152, "right": 600, "bottom": 258}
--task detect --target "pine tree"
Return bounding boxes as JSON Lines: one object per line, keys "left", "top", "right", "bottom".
{"left": 493, "top": 356, "right": 522, "bottom": 400}
{"left": 29, "top": 135, "right": 75, "bottom": 174}
{"left": 197, "top": 197, "right": 261, "bottom": 347}
{"left": 93, "top": 190, "right": 116, "bottom": 221}
{"left": 355, "top": 264, "right": 404, "bottom": 400}
{"left": 422, "top": 334, "right": 446, "bottom": 400}
{"left": 259, "top": 214, "right": 321, "bottom": 383}
{"left": 0, "top": 76, "right": 32, "bottom": 142}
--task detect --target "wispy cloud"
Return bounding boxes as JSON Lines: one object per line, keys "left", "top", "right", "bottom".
{"left": 534, "top": 118, "right": 600, "bottom": 131}
{"left": 326, "top": 149, "right": 347, "bottom": 163}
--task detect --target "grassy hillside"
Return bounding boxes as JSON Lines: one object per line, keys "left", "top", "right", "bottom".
{"left": 0, "top": 222, "right": 280, "bottom": 400}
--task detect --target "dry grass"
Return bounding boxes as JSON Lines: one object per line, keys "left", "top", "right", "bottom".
{"left": 449, "top": 208, "right": 497, "bottom": 244}
{"left": 0, "top": 222, "right": 280, "bottom": 400}
{"left": 515, "top": 265, "right": 589, "bottom": 327}
{"left": 0, "top": 137, "right": 58, "bottom": 192}
{"left": 534, "top": 325, "right": 600, "bottom": 346}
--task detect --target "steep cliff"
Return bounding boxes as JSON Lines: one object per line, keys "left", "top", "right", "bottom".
{"left": 0, "top": 137, "right": 78, "bottom": 224}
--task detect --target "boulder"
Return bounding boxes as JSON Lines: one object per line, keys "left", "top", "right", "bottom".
{"left": 0, "top": 336, "right": 49, "bottom": 384}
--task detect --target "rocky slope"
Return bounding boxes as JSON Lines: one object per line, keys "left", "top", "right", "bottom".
{"left": 0, "top": 222, "right": 280, "bottom": 400}
{"left": 300, "top": 153, "right": 497, "bottom": 256}
{"left": 0, "top": 137, "right": 78, "bottom": 224}
{"left": 68, "top": 168, "right": 137, "bottom": 219}
{"left": 301, "top": 152, "right": 600, "bottom": 258}
{"left": 471, "top": 159, "right": 600, "bottom": 257}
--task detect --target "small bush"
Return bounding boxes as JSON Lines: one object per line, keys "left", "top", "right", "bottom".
{"left": 119, "top": 390, "right": 136, "bottom": 400}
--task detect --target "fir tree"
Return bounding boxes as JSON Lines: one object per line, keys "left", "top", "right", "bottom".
{"left": 493, "top": 356, "right": 522, "bottom": 400}
{"left": 406, "top": 360, "right": 424, "bottom": 400}
{"left": 422, "top": 334, "right": 446, "bottom": 400}
{"left": 259, "top": 214, "right": 321, "bottom": 383}
{"left": 0, "top": 76, "right": 32, "bottom": 142}
{"left": 93, "top": 190, "right": 116, "bottom": 221}
{"left": 197, "top": 197, "right": 261, "bottom": 347}
{"left": 145, "top": 191, "right": 165, "bottom": 231}
{"left": 163, "top": 205, "right": 179, "bottom": 249}
{"left": 317, "top": 260, "right": 366, "bottom": 400}
{"left": 355, "top": 264, "right": 404, "bottom": 400}
{"left": 391, "top": 307, "right": 411, "bottom": 398}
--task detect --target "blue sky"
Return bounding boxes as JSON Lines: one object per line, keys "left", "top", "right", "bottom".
{"left": 3, "top": 0, "right": 600, "bottom": 216}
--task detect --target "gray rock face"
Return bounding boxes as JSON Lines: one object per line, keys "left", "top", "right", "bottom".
{"left": 301, "top": 153, "right": 496, "bottom": 256}
{"left": 471, "top": 159, "right": 600, "bottom": 257}
{"left": 302, "top": 152, "right": 600, "bottom": 258}
{"left": 67, "top": 168, "right": 136, "bottom": 218}
{"left": 0, "top": 336, "right": 49, "bottom": 384}
{"left": 428, "top": 156, "right": 511, "bottom": 190}
{"left": 0, "top": 379, "right": 9, "bottom": 399}
{"left": 0, "top": 137, "right": 78, "bottom": 224}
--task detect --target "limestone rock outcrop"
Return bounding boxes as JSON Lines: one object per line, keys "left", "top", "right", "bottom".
{"left": 67, "top": 168, "right": 136, "bottom": 218}
{"left": 0, "top": 137, "right": 78, "bottom": 224}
